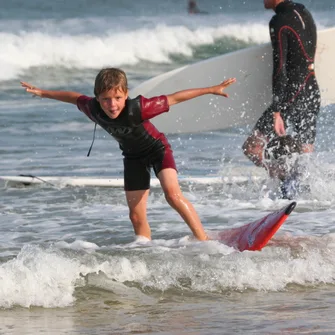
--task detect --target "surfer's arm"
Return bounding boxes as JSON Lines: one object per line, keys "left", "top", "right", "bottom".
{"left": 273, "top": 112, "right": 286, "bottom": 136}
{"left": 20, "top": 81, "right": 81, "bottom": 105}
{"left": 270, "top": 19, "right": 289, "bottom": 113}
{"left": 166, "top": 78, "right": 236, "bottom": 106}
{"left": 269, "top": 18, "right": 289, "bottom": 136}
{"left": 140, "top": 95, "right": 170, "bottom": 120}
{"left": 139, "top": 77, "right": 235, "bottom": 120}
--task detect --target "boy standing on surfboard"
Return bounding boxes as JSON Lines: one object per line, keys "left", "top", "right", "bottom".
{"left": 242, "top": 0, "right": 320, "bottom": 198}
{"left": 21, "top": 68, "right": 235, "bottom": 241}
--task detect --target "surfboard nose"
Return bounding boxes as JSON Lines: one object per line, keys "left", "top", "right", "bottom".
{"left": 285, "top": 202, "right": 296, "bottom": 215}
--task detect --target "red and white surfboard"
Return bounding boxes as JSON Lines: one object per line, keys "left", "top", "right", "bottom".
{"left": 217, "top": 202, "right": 296, "bottom": 251}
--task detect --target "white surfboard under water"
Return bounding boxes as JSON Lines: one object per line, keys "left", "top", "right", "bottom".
{"left": 129, "top": 27, "right": 335, "bottom": 134}
{"left": 0, "top": 175, "right": 264, "bottom": 188}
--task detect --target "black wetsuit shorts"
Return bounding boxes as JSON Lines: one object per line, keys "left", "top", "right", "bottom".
{"left": 123, "top": 146, "right": 176, "bottom": 191}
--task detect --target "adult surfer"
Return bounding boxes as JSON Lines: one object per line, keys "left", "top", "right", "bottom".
{"left": 242, "top": 0, "right": 320, "bottom": 198}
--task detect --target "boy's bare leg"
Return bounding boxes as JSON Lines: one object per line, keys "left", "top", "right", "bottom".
{"left": 158, "top": 168, "right": 208, "bottom": 241}
{"left": 125, "top": 189, "right": 151, "bottom": 239}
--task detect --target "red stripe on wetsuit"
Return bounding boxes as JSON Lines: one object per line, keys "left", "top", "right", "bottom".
{"left": 276, "top": 25, "right": 315, "bottom": 105}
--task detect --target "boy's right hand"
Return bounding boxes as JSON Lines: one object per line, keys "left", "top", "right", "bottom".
{"left": 212, "top": 78, "right": 236, "bottom": 97}
{"left": 20, "top": 81, "right": 43, "bottom": 97}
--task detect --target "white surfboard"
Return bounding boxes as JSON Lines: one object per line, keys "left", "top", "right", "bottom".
{"left": 129, "top": 27, "right": 335, "bottom": 134}
{"left": 0, "top": 175, "right": 264, "bottom": 188}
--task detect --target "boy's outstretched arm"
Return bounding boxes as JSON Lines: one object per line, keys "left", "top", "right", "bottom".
{"left": 20, "top": 81, "right": 82, "bottom": 105}
{"left": 166, "top": 78, "right": 236, "bottom": 106}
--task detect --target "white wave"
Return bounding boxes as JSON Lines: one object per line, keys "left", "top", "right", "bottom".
{"left": 106, "top": 236, "right": 335, "bottom": 292}
{"left": 55, "top": 239, "right": 100, "bottom": 250}
{"left": 2, "top": 230, "right": 335, "bottom": 309}
{"left": 0, "top": 245, "right": 82, "bottom": 308}
{"left": 0, "top": 23, "right": 269, "bottom": 81}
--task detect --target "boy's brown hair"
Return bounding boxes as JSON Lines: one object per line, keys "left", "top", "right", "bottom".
{"left": 94, "top": 68, "right": 128, "bottom": 96}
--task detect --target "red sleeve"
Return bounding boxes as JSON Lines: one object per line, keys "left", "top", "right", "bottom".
{"left": 76, "top": 95, "right": 95, "bottom": 121}
{"left": 140, "top": 95, "right": 169, "bottom": 120}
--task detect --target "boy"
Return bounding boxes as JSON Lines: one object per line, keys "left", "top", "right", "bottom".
{"left": 21, "top": 68, "right": 236, "bottom": 241}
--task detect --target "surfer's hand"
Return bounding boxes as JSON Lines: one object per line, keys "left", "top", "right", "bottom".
{"left": 273, "top": 112, "right": 286, "bottom": 136}
{"left": 213, "top": 78, "right": 236, "bottom": 97}
{"left": 20, "top": 81, "right": 43, "bottom": 97}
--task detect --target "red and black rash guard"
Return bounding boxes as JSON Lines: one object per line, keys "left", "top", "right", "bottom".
{"left": 77, "top": 95, "right": 170, "bottom": 158}
{"left": 269, "top": 0, "right": 320, "bottom": 112}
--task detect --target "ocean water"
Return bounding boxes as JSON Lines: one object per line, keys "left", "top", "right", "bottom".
{"left": 1, "top": 0, "right": 335, "bottom": 334}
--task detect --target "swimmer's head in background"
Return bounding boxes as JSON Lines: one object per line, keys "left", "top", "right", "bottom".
{"left": 264, "top": 135, "right": 303, "bottom": 160}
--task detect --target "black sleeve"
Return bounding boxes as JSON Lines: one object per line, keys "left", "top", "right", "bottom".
{"left": 270, "top": 17, "right": 289, "bottom": 112}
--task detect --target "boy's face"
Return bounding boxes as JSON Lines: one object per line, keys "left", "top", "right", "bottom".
{"left": 97, "top": 87, "right": 128, "bottom": 119}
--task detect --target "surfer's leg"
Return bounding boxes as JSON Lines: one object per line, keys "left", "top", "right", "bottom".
{"left": 301, "top": 143, "right": 314, "bottom": 153}
{"left": 293, "top": 80, "right": 320, "bottom": 151}
{"left": 294, "top": 103, "right": 319, "bottom": 155}
{"left": 243, "top": 131, "right": 301, "bottom": 182}
{"left": 242, "top": 131, "right": 268, "bottom": 167}
{"left": 123, "top": 157, "right": 152, "bottom": 239}
{"left": 278, "top": 98, "right": 320, "bottom": 198}
{"left": 242, "top": 106, "right": 275, "bottom": 167}
{"left": 125, "top": 189, "right": 151, "bottom": 239}
{"left": 157, "top": 168, "right": 208, "bottom": 241}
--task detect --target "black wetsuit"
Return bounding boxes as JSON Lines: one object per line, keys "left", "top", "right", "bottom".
{"left": 77, "top": 95, "right": 176, "bottom": 191}
{"left": 255, "top": 0, "right": 321, "bottom": 144}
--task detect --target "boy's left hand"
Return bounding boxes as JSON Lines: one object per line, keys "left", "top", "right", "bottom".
{"left": 212, "top": 78, "right": 236, "bottom": 97}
